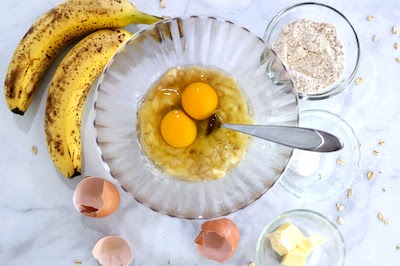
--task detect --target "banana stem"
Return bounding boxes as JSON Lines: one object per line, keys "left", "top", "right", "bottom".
{"left": 131, "top": 12, "right": 163, "bottom": 25}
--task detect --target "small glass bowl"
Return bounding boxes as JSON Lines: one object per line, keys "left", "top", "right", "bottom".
{"left": 280, "top": 110, "right": 361, "bottom": 201}
{"left": 256, "top": 209, "right": 346, "bottom": 266}
{"left": 263, "top": 2, "right": 360, "bottom": 100}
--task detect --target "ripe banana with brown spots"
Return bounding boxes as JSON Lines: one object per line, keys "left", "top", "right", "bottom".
{"left": 45, "top": 29, "right": 132, "bottom": 178}
{"left": 5, "top": 0, "right": 161, "bottom": 115}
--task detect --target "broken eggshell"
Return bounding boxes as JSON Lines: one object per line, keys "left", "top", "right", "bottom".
{"left": 92, "top": 236, "right": 134, "bottom": 266}
{"left": 195, "top": 218, "right": 240, "bottom": 263}
{"left": 73, "top": 176, "right": 120, "bottom": 218}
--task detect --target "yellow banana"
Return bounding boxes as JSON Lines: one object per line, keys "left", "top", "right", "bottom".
{"left": 45, "top": 29, "right": 132, "bottom": 178}
{"left": 5, "top": 0, "right": 161, "bottom": 115}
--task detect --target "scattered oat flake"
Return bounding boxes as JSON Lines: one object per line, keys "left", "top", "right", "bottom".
{"left": 337, "top": 158, "right": 346, "bottom": 166}
{"left": 384, "top": 219, "right": 390, "bottom": 225}
{"left": 248, "top": 262, "right": 255, "bottom": 266}
{"left": 395, "top": 42, "right": 398, "bottom": 50}
{"left": 367, "top": 171, "right": 375, "bottom": 180}
{"left": 396, "top": 58, "right": 400, "bottom": 63}
{"left": 32, "top": 146, "right": 38, "bottom": 155}
{"left": 373, "top": 150, "right": 380, "bottom": 156}
{"left": 338, "top": 217, "right": 344, "bottom": 225}
{"left": 382, "top": 188, "right": 387, "bottom": 192}
{"left": 378, "top": 140, "right": 385, "bottom": 146}
{"left": 378, "top": 212, "right": 385, "bottom": 221}
{"left": 393, "top": 25, "right": 398, "bottom": 34}
{"left": 355, "top": 77, "right": 362, "bottom": 85}
{"left": 372, "top": 35, "right": 377, "bottom": 42}
{"left": 397, "top": 245, "right": 400, "bottom": 250}
{"left": 379, "top": 170, "right": 383, "bottom": 174}
{"left": 336, "top": 203, "right": 344, "bottom": 211}
{"left": 74, "top": 261, "right": 82, "bottom": 265}
{"left": 347, "top": 188, "right": 353, "bottom": 198}
{"left": 160, "top": 0, "right": 166, "bottom": 8}
{"left": 367, "top": 15, "right": 374, "bottom": 21}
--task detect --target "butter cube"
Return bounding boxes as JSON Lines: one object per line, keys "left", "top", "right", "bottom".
{"left": 268, "top": 230, "right": 297, "bottom": 256}
{"left": 296, "top": 238, "right": 314, "bottom": 254}
{"left": 281, "top": 247, "right": 308, "bottom": 266}
{"left": 267, "top": 222, "right": 305, "bottom": 256}
{"left": 275, "top": 222, "right": 294, "bottom": 231}
{"left": 296, "top": 233, "right": 329, "bottom": 255}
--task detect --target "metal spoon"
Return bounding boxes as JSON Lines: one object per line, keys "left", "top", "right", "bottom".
{"left": 207, "top": 114, "right": 343, "bottom": 152}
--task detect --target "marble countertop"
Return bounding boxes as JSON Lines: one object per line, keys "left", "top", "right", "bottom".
{"left": 1, "top": 0, "right": 399, "bottom": 265}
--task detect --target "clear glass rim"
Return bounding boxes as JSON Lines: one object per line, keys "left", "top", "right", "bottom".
{"left": 256, "top": 208, "right": 346, "bottom": 265}
{"left": 279, "top": 109, "right": 361, "bottom": 201}
{"left": 92, "top": 16, "right": 299, "bottom": 219}
{"left": 263, "top": 2, "right": 361, "bottom": 101}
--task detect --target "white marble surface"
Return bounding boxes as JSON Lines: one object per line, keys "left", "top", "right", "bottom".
{"left": 1, "top": 0, "right": 400, "bottom": 265}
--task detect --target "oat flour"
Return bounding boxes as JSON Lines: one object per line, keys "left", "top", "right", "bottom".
{"left": 273, "top": 19, "right": 345, "bottom": 93}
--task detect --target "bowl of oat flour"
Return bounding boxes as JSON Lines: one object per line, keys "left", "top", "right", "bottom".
{"left": 263, "top": 2, "right": 360, "bottom": 100}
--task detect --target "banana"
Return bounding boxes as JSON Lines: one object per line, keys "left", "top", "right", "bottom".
{"left": 5, "top": 0, "right": 161, "bottom": 115}
{"left": 45, "top": 29, "right": 132, "bottom": 178}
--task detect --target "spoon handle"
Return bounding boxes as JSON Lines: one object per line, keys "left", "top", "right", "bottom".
{"left": 221, "top": 124, "right": 343, "bottom": 152}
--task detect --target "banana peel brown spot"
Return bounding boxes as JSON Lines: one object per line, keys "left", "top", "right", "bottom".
{"left": 5, "top": 68, "right": 19, "bottom": 99}
{"left": 22, "top": 24, "right": 36, "bottom": 40}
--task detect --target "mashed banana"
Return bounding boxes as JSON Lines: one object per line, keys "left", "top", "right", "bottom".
{"left": 137, "top": 65, "right": 253, "bottom": 182}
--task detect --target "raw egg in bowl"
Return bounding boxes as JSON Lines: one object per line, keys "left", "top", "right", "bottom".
{"left": 93, "top": 16, "right": 298, "bottom": 219}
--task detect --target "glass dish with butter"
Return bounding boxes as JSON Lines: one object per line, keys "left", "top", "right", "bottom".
{"left": 256, "top": 209, "right": 345, "bottom": 266}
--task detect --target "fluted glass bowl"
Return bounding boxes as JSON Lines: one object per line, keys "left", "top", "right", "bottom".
{"left": 256, "top": 209, "right": 346, "bottom": 266}
{"left": 93, "top": 16, "right": 298, "bottom": 219}
{"left": 263, "top": 2, "right": 360, "bottom": 100}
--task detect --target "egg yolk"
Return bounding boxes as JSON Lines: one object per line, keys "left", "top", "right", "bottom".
{"left": 160, "top": 109, "right": 197, "bottom": 148}
{"left": 181, "top": 82, "right": 218, "bottom": 120}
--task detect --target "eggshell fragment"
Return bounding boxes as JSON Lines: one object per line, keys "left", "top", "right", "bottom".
{"left": 92, "top": 236, "right": 133, "bottom": 266}
{"left": 73, "top": 176, "right": 120, "bottom": 218}
{"left": 195, "top": 218, "right": 240, "bottom": 263}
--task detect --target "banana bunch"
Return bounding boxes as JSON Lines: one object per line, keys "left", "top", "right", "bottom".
{"left": 5, "top": 0, "right": 160, "bottom": 115}
{"left": 4, "top": 0, "right": 162, "bottom": 178}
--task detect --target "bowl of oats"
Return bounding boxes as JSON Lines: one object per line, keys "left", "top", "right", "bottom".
{"left": 93, "top": 16, "right": 299, "bottom": 219}
{"left": 263, "top": 2, "right": 360, "bottom": 100}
